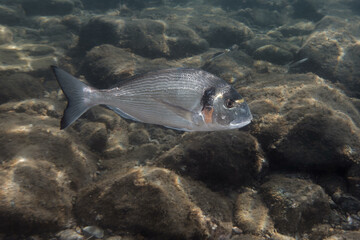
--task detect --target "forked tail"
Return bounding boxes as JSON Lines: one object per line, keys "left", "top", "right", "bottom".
{"left": 51, "top": 66, "right": 95, "bottom": 129}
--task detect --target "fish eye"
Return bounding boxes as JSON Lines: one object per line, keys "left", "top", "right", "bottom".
{"left": 225, "top": 99, "right": 235, "bottom": 108}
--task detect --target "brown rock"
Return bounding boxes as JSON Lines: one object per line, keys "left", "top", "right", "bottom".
{"left": 246, "top": 73, "right": 360, "bottom": 171}
{"left": 0, "top": 73, "right": 45, "bottom": 104}
{"left": 80, "top": 44, "right": 178, "bottom": 88}
{"left": 78, "top": 16, "right": 208, "bottom": 59}
{"left": 75, "top": 167, "right": 232, "bottom": 239}
{"left": 189, "top": 15, "right": 254, "bottom": 48}
{"left": 235, "top": 188, "right": 274, "bottom": 235}
{"left": 324, "top": 231, "right": 360, "bottom": 240}
{"left": 298, "top": 16, "right": 360, "bottom": 97}
{"left": 0, "top": 100, "right": 98, "bottom": 233}
{"left": 156, "top": 131, "right": 267, "bottom": 190}
{"left": 260, "top": 175, "right": 331, "bottom": 234}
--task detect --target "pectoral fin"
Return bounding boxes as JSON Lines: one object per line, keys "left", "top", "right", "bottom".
{"left": 152, "top": 98, "right": 195, "bottom": 122}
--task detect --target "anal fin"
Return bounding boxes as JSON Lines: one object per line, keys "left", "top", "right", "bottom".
{"left": 106, "top": 105, "right": 140, "bottom": 122}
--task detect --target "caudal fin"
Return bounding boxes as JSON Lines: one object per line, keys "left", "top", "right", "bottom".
{"left": 51, "top": 66, "right": 94, "bottom": 129}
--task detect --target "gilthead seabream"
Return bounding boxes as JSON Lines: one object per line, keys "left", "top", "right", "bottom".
{"left": 51, "top": 66, "right": 252, "bottom": 131}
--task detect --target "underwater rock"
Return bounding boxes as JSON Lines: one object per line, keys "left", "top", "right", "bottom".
{"left": 78, "top": 15, "right": 208, "bottom": 59}
{"left": 297, "top": 16, "right": 360, "bottom": 97}
{"left": 0, "top": 25, "right": 12, "bottom": 44}
{"left": 0, "top": 44, "right": 57, "bottom": 75}
{"left": 188, "top": 15, "right": 254, "bottom": 48}
{"left": 0, "top": 73, "right": 45, "bottom": 104}
{"left": 0, "top": 99, "right": 98, "bottom": 233}
{"left": 260, "top": 174, "right": 331, "bottom": 234}
{"left": 0, "top": 4, "right": 24, "bottom": 26}
{"left": 0, "top": 158, "right": 74, "bottom": 233}
{"left": 22, "top": 44, "right": 55, "bottom": 56}
{"left": 0, "top": 47, "right": 28, "bottom": 71}
{"left": 209, "top": 0, "right": 291, "bottom": 27}
{"left": 235, "top": 188, "right": 274, "bottom": 235}
{"left": 21, "top": 0, "right": 75, "bottom": 16}
{"left": 231, "top": 235, "right": 263, "bottom": 240}
{"left": 80, "top": 44, "right": 146, "bottom": 88}
{"left": 291, "top": 0, "right": 324, "bottom": 21}
{"left": 234, "top": 8, "right": 288, "bottom": 28}
{"left": 128, "top": 129, "right": 150, "bottom": 146}
{"left": 323, "top": 231, "right": 360, "bottom": 240}
{"left": 56, "top": 229, "right": 84, "bottom": 240}
{"left": 333, "top": 192, "right": 360, "bottom": 214}
{"left": 164, "top": 23, "right": 209, "bottom": 58}
{"left": 276, "top": 21, "right": 315, "bottom": 37}
{"left": 247, "top": 73, "right": 360, "bottom": 171}
{"left": 77, "top": 16, "right": 167, "bottom": 58}
{"left": 274, "top": 112, "right": 360, "bottom": 170}
{"left": 77, "top": 122, "right": 108, "bottom": 153}
{"left": 241, "top": 35, "right": 299, "bottom": 60}
{"left": 316, "top": 174, "right": 355, "bottom": 213}
{"left": 82, "top": 0, "right": 121, "bottom": 11}
{"left": 253, "top": 44, "right": 293, "bottom": 65}
{"left": 156, "top": 131, "right": 267, "bottom": 190}
{"left": 348, "top": 164, "right": 360, "bottom": 200}
{"left": 80, "top": 44, "right": 178, "bottom": 88}
{"left": 202, "top": 49, "right": 253, "bottom": 84}
{"left": 61, "top": 15, "right": 82, "bottom": 33}
{"left": 139, "top": 5, "right": 193, "bottom": 20}
{"left": 208, "top": 0, "right": 288, "bottom": 12}
{"left": 75, "top": 167, "right": 232, "bottom": 239}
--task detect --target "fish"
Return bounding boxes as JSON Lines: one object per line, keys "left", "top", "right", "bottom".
{"left": 51, "top": 66, "right": 252, "bottom": 132}
{"left": 209, "top": 44, "right": 239, "bottom": 61}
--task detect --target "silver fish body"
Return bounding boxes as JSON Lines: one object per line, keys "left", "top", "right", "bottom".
{"left": 51, "top": 67, "right": 252, "bottom": 131}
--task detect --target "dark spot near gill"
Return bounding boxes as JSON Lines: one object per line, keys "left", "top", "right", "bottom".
{"left": 201, "top": 87, "right": 216, "bottom": 110}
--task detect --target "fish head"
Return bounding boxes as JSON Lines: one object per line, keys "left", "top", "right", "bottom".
{"left": 210, "top": 86, "right": 252, "bottom": 129}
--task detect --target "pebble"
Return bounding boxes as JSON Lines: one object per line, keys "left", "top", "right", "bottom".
{"left": 56, "top": 229, "right": 84, "bottom": 240}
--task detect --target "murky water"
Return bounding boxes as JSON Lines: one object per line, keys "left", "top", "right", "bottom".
{"left": 1, "top": 0, "right": 360, "bottom": 239}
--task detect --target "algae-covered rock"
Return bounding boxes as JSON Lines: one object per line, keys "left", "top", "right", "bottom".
{"left": 235, "top": 188, "right": 274, "bottom": 235}
{"left": 253, "top": 44, "right": 293, "bottom": 65}
{"left": 298, "top": 16, "right": 360, "bottom": 97}
{"left": 260, "top": 175, "right": 330, "bottom": 234}
{"left": 0, "top": 25, "right": 13, "bottom": 44}
{"left": 156, "top": 131, "right": 267, "bottom": 190}
{"left": 80, "top": 44, "right": 178, "bottom": 88}
{"left": 75, "top": 167, "right": 232, "bottom": 239}
{"left": 78, "top": 16, "right": 208, "bottom": 59}
{"left": 0, "top": 73, "right": 45, "bottom": 104}
{"left": 0, "top": 99, "right": 98, "bottom": 233}
{"left": 246, "top": 73, "right": 360, "bottom": 171}
{"left": 189, "top": 15, "right": 254, "bottom": 48}
{"left": 21, "top": 0, "right": 75, "bottom": 16}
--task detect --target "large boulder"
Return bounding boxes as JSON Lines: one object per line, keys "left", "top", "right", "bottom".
{"left": 298, "top": 16, "right": 360, "bottom": 97}
{"left": 80, "top": 44, "right": 179, "bottom": 88}
{"left": 0, "top": 73, "right": 45, "bottom": 104}
{"left": 245, "top": 73, "right": 360, "bottom": 171}
{"left": 77, "top": 16, "right": 208, "bottom": 59}
{"left": 235, "top": 188, "right": 274, "bottom": 235}
{"left": 0, "top": 4, "right": 24, "bottom": 26}
{"left": 260, "top": 175, "right": 331, "bottom": 234}
{"left": 188, "top": 15, "right": 254, "bottom": 48}
{"left": 0, "top": 25, "right": 12, "bottom": 44}
{"left": 75, "top": 167, "right": 233, "bottom": 239}
{"left": 21, "top": 0, "right": 75, "bottom": 16}
{"left": 156, "top": 131, "right": 267, "bottom": 190}
{"left": 0, "top": 99, "right": 98, "bottom": 233}
{"left": 0, "top": 44, "right": 57, "bottom": 76}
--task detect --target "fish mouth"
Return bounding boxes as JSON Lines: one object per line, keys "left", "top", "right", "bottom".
{"left": 230, "top": 118, "right": 252, "bottom": 128}
{"left": 230, "top": 111, "right": 253, "bottom": 128}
